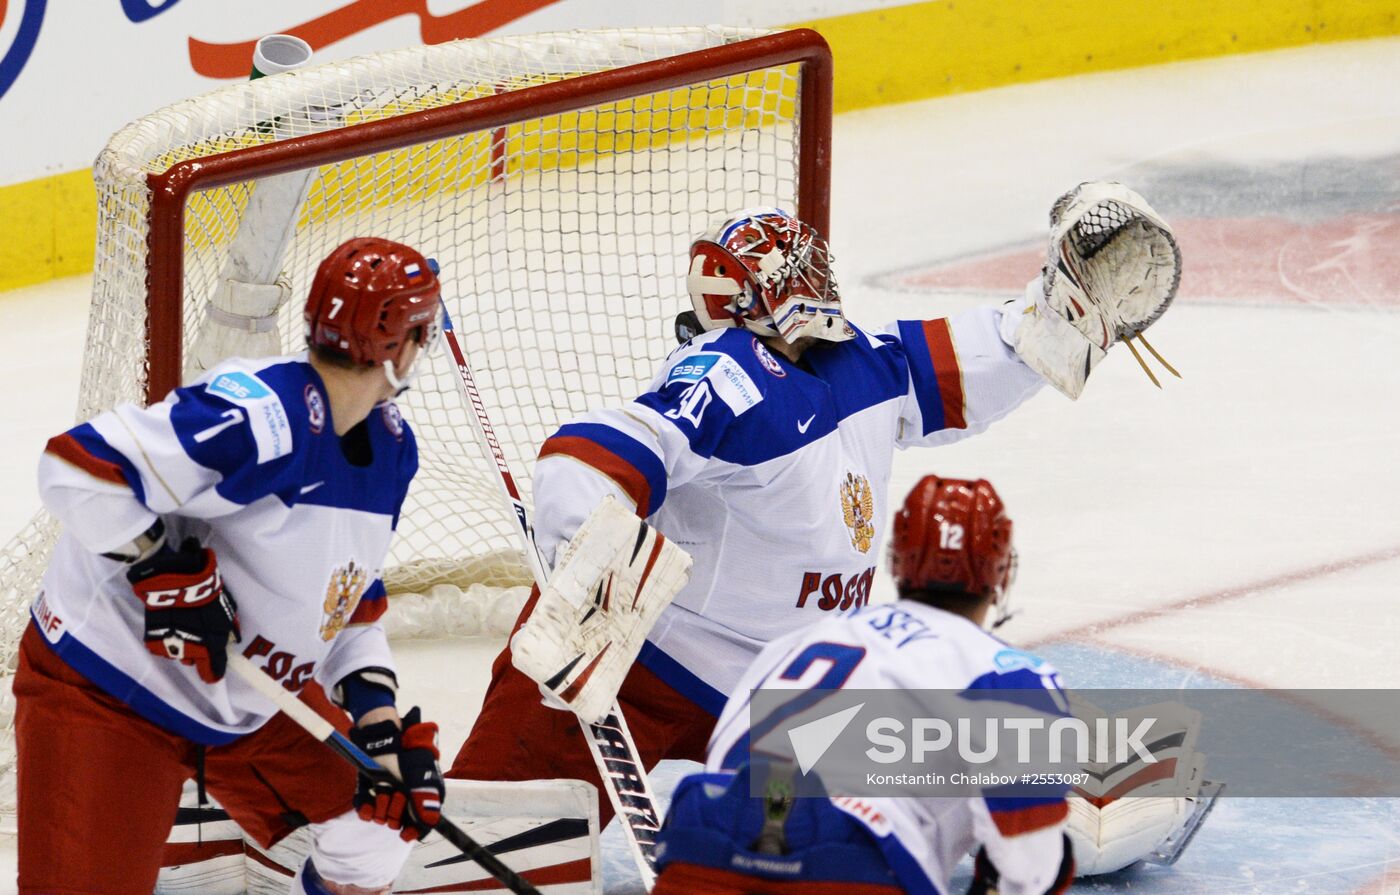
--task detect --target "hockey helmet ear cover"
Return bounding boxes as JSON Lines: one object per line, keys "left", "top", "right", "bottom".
{"left": 305, "top": 237, "right": 442, "bottom": 367}
{"left": 686, "top": 207, "right": 852, "bottom": 344}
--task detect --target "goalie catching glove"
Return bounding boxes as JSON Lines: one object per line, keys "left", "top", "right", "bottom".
{"left": 1009, "top": 181, "right": 1183, "bottom": 399}
{"left": 511, "top": 495, "right": 693, "bottom": 725}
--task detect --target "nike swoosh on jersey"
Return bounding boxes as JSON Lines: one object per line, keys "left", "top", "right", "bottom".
{"left": 797, "top": 415, "right": 816, "bottom": 433}
{"left": 299, "top": 481, "right": 325, "bottom": 495}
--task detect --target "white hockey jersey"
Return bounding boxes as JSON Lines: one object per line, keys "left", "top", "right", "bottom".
{"left": 33, "top": 353, "right": 415, "bottom": 743}
{"left": 532, "top": 305, "right": 1045, "bottom": 712}
{"left": 702, "top": 600, "right": 1070, "bottom": 895}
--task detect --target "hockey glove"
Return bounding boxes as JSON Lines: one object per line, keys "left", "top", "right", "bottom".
{"left": 350, "top": 707, "right": 445, "bottom": 841}
{"left": 126, "top": 538, "right": 240, "bottom": 684}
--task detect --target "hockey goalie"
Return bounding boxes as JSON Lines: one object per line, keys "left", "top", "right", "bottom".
{"left": 445, "top": 182, "right": 1186, "bottom": 839}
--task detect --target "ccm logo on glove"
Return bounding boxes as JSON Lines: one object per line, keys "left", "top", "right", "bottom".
{"left": 133, "top": 569, "right": 223, "bottom": 608}
{"left": 126, "top": 538, "right": 241, "bottom": 684}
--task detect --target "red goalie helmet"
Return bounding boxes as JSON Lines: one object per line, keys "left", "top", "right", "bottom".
{"left": 305, "top": 237, "right": 442, "bottom": 368}
{"left": 686, "top": 207, "right": 851, "bottom": 344}
{"left": 890, "top": 475, "right": 1017, "bottom": 609}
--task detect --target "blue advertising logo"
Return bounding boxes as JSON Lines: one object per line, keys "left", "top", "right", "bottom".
{"left": 0, "top": 0, "right": 46, "bottom": 101}
{"left": 119, "top": 0, "right": 183, "bottom": 23}
{"left": 1, "top": 0, "right": 186, "bottom": 103}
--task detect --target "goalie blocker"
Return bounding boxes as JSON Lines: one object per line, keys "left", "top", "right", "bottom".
{"left": 511, "top": 496, "right": 693, "bottom": 725}
{"left": 445, "top": 501, "right": 708, "bottom": 831}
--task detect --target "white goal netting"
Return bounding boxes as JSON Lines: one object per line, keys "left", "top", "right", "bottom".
{"left": 0, "top": 26, "right": 824, "bottom": 824}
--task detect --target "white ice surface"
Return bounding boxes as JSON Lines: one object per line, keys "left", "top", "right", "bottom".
{"left": 3, "top": 35, "right": 1400, "bottom": 893}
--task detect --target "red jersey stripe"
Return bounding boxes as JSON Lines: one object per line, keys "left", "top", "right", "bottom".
{"left": 921, "top": 319, "right": 967, "bottom": 430}
{"left": 348, "top": 594, "right": 388, "bottom": 625}
{"left": 538, "top": 435, "right": 650, "bottom": 516}
{"left": 45, "top": 432, "right": 130, "bottom": 487}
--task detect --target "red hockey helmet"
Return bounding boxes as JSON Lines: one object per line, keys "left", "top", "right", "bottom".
{"left": 304, "top": 237, "right": 442, "bottom": 368}
{"left": 686, "top": 207, "right": 851, "bottom": 344}
{"left": 890, "top": 475, "right": 1017, "bottom": 615}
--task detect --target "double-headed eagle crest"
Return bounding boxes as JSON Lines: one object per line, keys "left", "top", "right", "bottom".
{"left": 841, "top": 472, "right": 876, "bottom": 554}
{"left": 320, "top": 560, "right": 369, "bottom": 641}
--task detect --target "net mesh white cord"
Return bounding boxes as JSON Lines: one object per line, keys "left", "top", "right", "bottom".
{"left": 0, "top": 26, "right": 814, "bottom": 826}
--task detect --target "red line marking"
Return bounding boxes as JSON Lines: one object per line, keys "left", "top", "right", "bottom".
{"left": 1074, "top": 635, "right": 1400, "bottom": 768}
{"left": 1028, "top": 544, "right": 1400, "bottom": 771}
{"left": 889, "top": 214, "right": 1400, "bottom": 308}
{"left": 1028, "top": 543, "right": 1400, "bottom": 648}
{"left": 45, "top": 433, "right": 129, "bottom": 486}
{"left": 1347, "top": 864, "right": 1400, "bottom": 895}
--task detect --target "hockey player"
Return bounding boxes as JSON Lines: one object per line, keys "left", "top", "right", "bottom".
{"left": 447, "top": 183, "right": 1182, "bottom": 828}
{"left": 651, "top": 475, "right": 1074, "bottom": 895}
{"left": 17, "top": 237, "right": 448, "bottom": 895}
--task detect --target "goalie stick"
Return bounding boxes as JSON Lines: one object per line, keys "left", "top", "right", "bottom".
{"left": 439, "top": 303, "right": 664, "bottom": 888}
{"left": 225, "top": 652, "right": 542, "bottom": 895}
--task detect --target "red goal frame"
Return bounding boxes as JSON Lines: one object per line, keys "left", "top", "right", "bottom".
{"left": 142, "top": 29, "right": 834, "bottom": 404}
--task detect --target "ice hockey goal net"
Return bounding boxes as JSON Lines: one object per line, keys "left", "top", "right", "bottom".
{"left": 0, "top": 26, "right": 831, "bottom": 823}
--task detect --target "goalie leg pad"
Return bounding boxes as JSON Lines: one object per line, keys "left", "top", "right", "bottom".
{"left": 448, "top": 637, "right": 715, "bottom": 830}
{"left": 250, "top": 780, "right": 602, "bottom": 895}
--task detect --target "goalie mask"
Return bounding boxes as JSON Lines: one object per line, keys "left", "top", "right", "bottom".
{"left": 890, "top": 475, "right": 1017, "bottom": 627}
{"left": 686, "top": 208, "right": 852, "bottom": 344}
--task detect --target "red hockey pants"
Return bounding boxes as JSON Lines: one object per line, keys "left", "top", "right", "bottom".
{"left": 13, "top": 624, "right": 357, "bottom": 895}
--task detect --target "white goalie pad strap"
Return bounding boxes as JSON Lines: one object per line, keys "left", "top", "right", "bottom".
{"left": 213, "top": 278, "right": 292, "bottom": 320}
{"left": 511, "top": 495, "right": 693, "bottom": 725}
{"left": 185, "top": 278, "right": 293, "bottom": 383}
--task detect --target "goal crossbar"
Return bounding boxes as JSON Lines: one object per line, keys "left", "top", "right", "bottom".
{"left": 144, "top": 28, "right": 833, "bottom": 404}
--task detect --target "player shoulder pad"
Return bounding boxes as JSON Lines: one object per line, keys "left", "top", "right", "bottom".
{"left": 656, "top": 328, "right": 767, "bottom": 418}
{"left": 195, "top": 358, "right": 297, "bottom": 464}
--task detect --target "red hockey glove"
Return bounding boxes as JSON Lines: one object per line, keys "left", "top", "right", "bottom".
{"left": 350, "top": 707, "right": 445, "bottom": 841}
{"left": 126, "top": 538, "right": 240, "bottom": 684}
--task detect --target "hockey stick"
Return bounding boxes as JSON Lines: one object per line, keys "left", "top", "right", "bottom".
{"left": 438, "top": 304, "right": 663, "bottom": 888}
{"left": 226, "top": 652, "right": 543, "bottom": 895}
